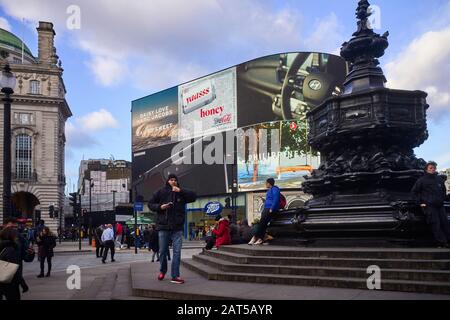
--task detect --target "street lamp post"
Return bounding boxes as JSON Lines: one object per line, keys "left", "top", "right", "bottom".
{"left": 78, "top": 193, "right": 82, "bottom": 251}
{"left": 1, "top": 63, "right": 16, "bottom": 223}
{"left": 88, "top": 178, "right": 93, "bottom": 245}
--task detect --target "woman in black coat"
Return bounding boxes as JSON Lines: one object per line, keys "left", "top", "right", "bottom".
{"left": 36, "top": 227, "right": 56, "bottom": 278}
{"left": 0, "top": 227, "right": 21, "bottom": 300}
{"left": 149, "top": 225, "right": 160, "bottom": 262}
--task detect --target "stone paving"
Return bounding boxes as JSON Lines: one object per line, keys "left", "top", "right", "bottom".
{"left": 21, "top": 248, "right": 203, "bottom": 300}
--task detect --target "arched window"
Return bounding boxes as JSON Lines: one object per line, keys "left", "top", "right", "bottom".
{"left": 30, "top": 80, "right": 40, "bottom": 94}
{"left": 15, "top": 134, "right": 32, "bottom": 180}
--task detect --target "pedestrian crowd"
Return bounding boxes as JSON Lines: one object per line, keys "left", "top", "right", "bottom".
{"left": 1, "top": 163, "right": 449, "bottom": 298}
{"left": 0, "top": 218, "right": 56, "bottom": 300}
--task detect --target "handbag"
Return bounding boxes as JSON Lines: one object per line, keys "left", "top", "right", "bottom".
{"left": 0, "top": 248, "right": 20, "bottom": 284}
{"left": 23, "top": 247, "right": 36, "bottom": 263}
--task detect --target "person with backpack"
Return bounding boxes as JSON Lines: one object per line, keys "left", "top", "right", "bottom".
{"left": 248, "top": 178, "right": 282, "bottom": 245}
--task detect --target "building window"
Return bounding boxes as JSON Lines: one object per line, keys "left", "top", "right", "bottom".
{"left": 12, "top": 57, "right": 22, "bottom": 64}
{"left": 13, "top": 113, "right": 34, "bottom": 125}
{"left": 15, "top": 134, "right": 32, "bottom": 180}
{"left": 30, "top": 80, "right": 40, "bottom": 94}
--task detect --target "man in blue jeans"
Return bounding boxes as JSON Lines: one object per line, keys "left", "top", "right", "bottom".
{"left": 249, "top": 178, "right": 280, "bottom": 245}
{"left": 148, "top": 174, "right": 196, "bottom": 284}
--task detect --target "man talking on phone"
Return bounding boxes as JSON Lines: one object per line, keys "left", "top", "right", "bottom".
{"left": 148, "top": 173, "right": 197, "bottom": 284}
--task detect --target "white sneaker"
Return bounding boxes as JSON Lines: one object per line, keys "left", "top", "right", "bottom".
{"left": 254, "top": 239, "right": 264, "bottom": 245}
{"left": 248, "top": 236, "right": 257, "bottom": 245}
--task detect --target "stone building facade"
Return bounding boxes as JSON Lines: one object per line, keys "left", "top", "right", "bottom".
{"left": 0, "top": 22, "right": 72, "bottom": 232}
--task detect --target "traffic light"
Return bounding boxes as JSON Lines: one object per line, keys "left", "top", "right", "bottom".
{"left": 69, "top": 192, "right": 80, "bottom": 216}
{"left": 49, "top": 205, "right": 55, "bottom": 219}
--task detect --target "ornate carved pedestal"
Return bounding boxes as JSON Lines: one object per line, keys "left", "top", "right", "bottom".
{"left": 268, "top": 0, "right": 448, "bottom": 245}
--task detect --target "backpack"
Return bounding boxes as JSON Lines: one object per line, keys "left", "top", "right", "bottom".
{"left": 279, "top": 194, "right": 287, "bottom": 210}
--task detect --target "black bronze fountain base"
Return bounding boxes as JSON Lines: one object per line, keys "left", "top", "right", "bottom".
{"left": 268, "top": 202, "right": 450, "bottom": 247}
{"left": 267, "top": 0, "right": 449, "bottom": 246}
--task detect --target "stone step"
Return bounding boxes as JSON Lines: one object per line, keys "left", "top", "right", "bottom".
{"left": 220, "top": 245, "right": 450, "bottom": 260}
{"left": 193, "top": 253, "right": 450, "bottom": 282}
{"left": 71, "top": 276, "right": 105, "bottom": 300}
{"left": 203, "top": 249, "right": 450, "bottom": 270}
{"left": 130, "top": 262, "right": 237, "bottom": 300}
{"left": 95, "top": 272, "right": 118, "bottom": 300}
{"left": 182, "top": 259, "right": 450, "bottom": 295}
{"left": 111, "top": 268, "right": 133, "bottom": 300}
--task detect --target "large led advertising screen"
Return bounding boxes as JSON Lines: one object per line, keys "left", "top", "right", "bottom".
{"left": 237, "top": 121, "right": 320, "bottom": 191}
{"left": 131, "top": 52, "right": 347, "bottom": 199}
{"left": 178, "top": 68, "right": 237, "bottom": 141}
{"left": 132, "top": 87, "right": 178, "bottom": 152}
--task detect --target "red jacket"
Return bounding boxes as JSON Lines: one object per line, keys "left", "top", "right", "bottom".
{"left": 212, "top": 219, "right": 231, "bottom": 248}
{"left": 116, "top": 223, "right": 123, "bottom": 235}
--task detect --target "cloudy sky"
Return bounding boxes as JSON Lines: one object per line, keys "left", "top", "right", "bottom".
{"left": 1, "top": 0, "right": 449, "bottom": 192}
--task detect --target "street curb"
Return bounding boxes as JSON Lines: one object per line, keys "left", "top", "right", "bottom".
{"left": 52, "top": 246, "right": 204, "bottom": 254}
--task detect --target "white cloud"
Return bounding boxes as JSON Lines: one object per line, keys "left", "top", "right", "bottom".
{"left": 65, "top": 121, "right": 98, "bottom": 149}
{"left": 304, "top": 13, "right": 345, "bottom": 54}
{"left": 0, "top": 0, "right": 342, "bottom": 91}
{"left": 0, "top": 17, "right": 12, "bottom": 31}
{"left": 436, "top": 152, "right": 450, "bottom": 170}
{"left": 77, "top": 109, "right": 119, "bottom": 131}
{"left": 385, "top": 27, "right": 450, "bottom": 119}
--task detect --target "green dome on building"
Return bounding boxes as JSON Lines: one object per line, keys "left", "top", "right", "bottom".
{"left": 0, "top": 28, "right": 33, "bottom": 57}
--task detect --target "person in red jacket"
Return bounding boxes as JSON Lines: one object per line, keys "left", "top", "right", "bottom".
{"left": 212, "top": 215, "right": 231, "bottom": 248}
{"left": 115, "top": 223, "right": 123, "bottom": 249}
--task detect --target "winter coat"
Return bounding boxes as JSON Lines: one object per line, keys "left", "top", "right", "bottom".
{"left": 36, "top": 234, "right": 56, "bottom": 258}
{"left": 239, "top": 224, "right": 253, "bottom": 243}
{"left": 229, "top": 223, "right": 241, "bottom": 244}
{"left": 149, "top": 229, "right": 159, "bottom": 252}
{"left": 212, "top": 219, "right": 231, "bottom": 248}
{"left": 265, "top": 186, "right": 281, "bottom": 211}
{"left": 143, "top": 229, "right": 151, "bottom": 243}
{"left": 148, "top": 185, "right": 197, "bottom": 231}
{"left": 412, "top": 173, "right": 447, "bottom": 207}
{"left": 116, "top": 223, "right": 123, "bottom": 236}
{"left": 94, "top": 227, "right": 104, "bottom": 245}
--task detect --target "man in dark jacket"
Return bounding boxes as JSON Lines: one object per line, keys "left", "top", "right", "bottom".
{"left": 412, "top": 162, "right": 450, "bottom": 248}
{"left": 94, "top": 225, "right": 104, "bottom": 258}
{"left": 148, "top": 173, "right": 196, "bottom": 284}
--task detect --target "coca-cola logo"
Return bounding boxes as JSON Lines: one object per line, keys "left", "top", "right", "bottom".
{"left": 214, "top": 114, "right": 232, "bottom": 125}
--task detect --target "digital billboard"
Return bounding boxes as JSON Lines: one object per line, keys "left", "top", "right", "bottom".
{"left": 131, "top": 52, "right": 347, "bottom": 199}
{"left": 237, "top": 121, "right": 320, "bottom": 191}
{"left": 132, "top": 87, "right": 178, "bottom": 152}
{"left": 178, "top": 68, "right": 237, "bottom": 141}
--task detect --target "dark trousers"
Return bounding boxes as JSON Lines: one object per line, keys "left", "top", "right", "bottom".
{"left": 255, "top": 208, "right": 276, "bottom": 239}
{"left": 39, "top": 256, "right": 52, "bottom": 275}
{"left": 205, "top": 235, "right": 216, "bottom": 250}
{"left": 425, "top": 206, "right": 450, "bottom": 244}
{"left": 102, "top": 240, "right": 115, "bottom": 261}
{"left": 0, "top": 284, "right": 21, "bottom": 300}
{"left": 96, "top": 244, "right": 104, "bottom": 258}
